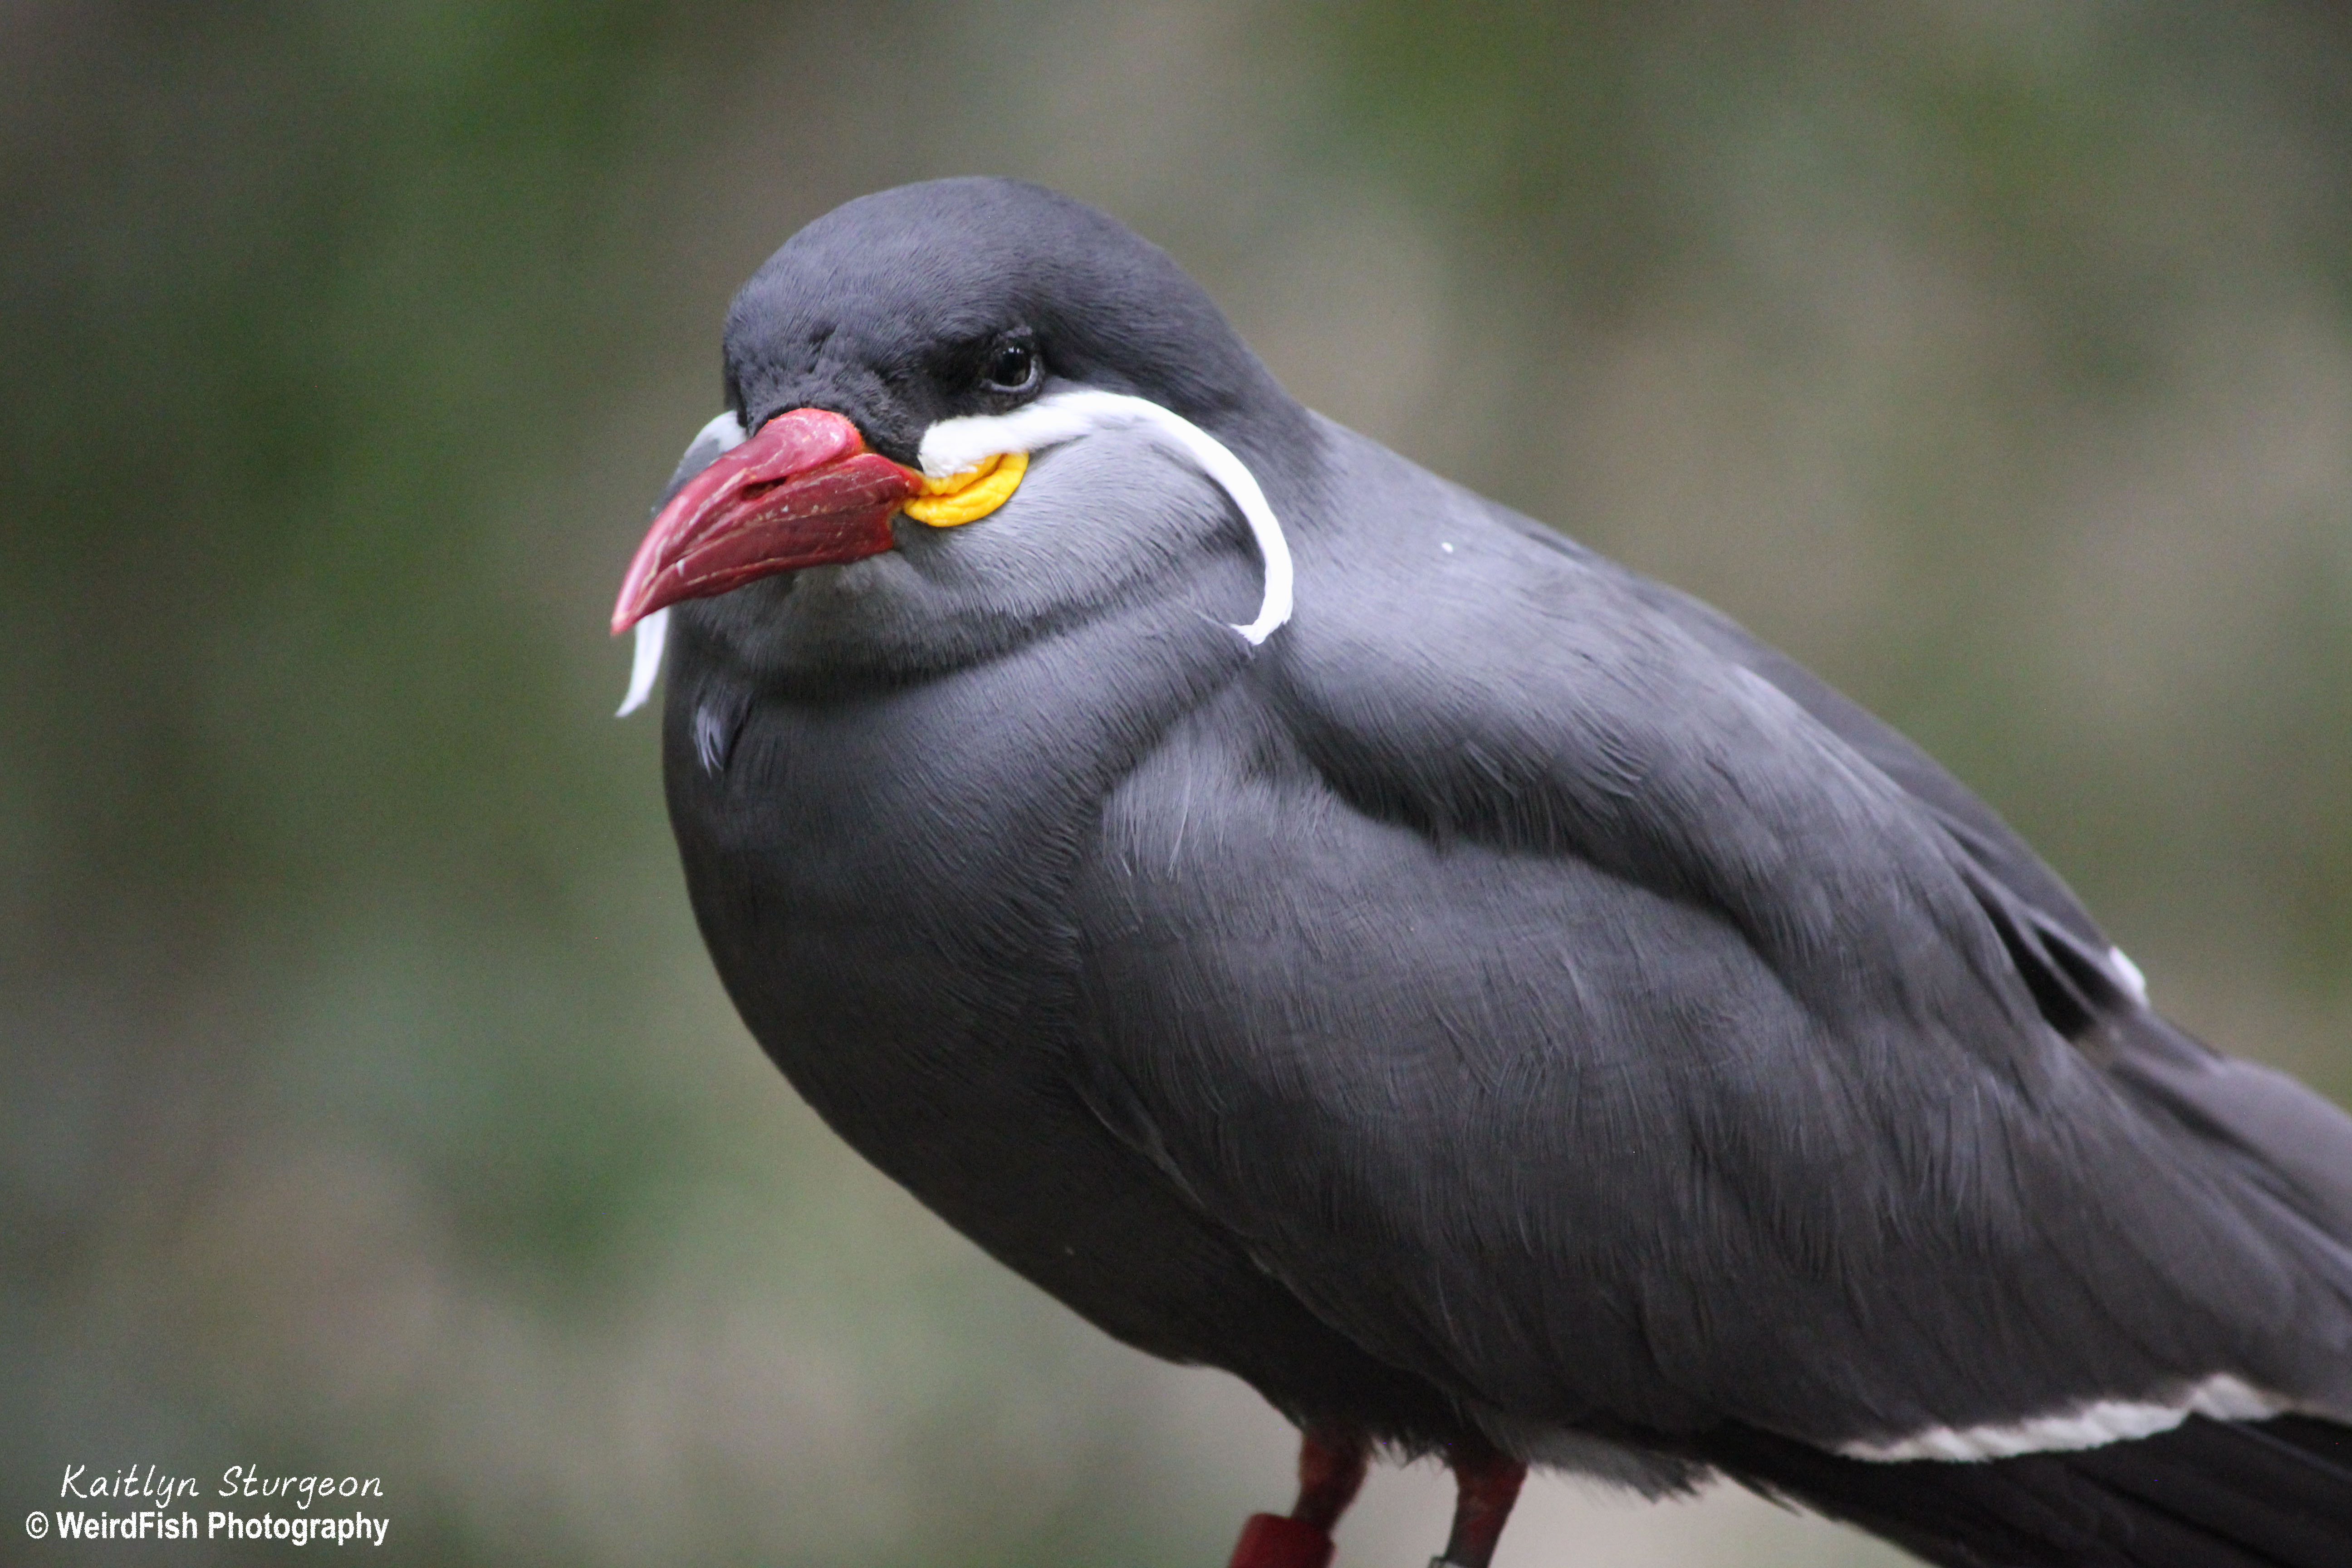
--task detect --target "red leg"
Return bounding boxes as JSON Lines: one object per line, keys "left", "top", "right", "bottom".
{"left": 1431, "top": 1442, "right": 1525, "bottom": 1568}
{"left": 1292, "top": 1427, "right": 1370, "bottom": 1533}
{"left": 1227, "top": 1428, "right": 1369, "bottom": 1568}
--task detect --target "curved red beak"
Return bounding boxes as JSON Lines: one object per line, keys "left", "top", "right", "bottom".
{"left": 611, "top": 408, "right": 921, "bottom": 634}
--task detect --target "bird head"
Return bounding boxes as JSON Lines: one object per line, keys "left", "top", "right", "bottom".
{"left": 611, "top": 179, "right": 1308, "bottom": 713}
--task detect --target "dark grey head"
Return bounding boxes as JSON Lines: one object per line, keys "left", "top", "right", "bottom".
{"left": 615, "top": 179, "right": 1317, "bottom": 695}
{"left": 723, "top": 178, "right": 1304, "bottom": 471}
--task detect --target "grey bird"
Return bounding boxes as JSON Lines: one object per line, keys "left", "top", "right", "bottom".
{"left": 610, "top": 177, "right": 2352, "bottom": 1568}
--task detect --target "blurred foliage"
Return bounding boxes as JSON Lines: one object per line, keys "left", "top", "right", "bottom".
{"left": 3, "top": 3, "right": 2349, "bottom": 1565}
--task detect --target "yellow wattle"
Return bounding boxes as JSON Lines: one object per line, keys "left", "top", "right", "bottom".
{"left": 902, "top": 450, "right": 1028, "bottom": 526}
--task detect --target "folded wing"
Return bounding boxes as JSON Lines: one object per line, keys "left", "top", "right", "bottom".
{"left": 1065, "top": 422, "right": 2352, "bottom": 1459}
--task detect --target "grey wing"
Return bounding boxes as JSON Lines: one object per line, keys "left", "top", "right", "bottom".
{"left": 1065, "top": 427, "right": 2352, "bottom": 1452}
{"left": 1516, "top": 498, "right": 2352, "bottom": 1247}
{"left": 1490, "top": 498, "right": 2133, "bottom": 1030}
{"left": 1517, "top": 492, "right": 2352, "bottom": 1249}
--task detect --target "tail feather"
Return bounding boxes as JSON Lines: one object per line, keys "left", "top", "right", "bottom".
{"left": 1703, "top": 1415, "right": 2352, "bottom": 1568}
{"left": 2068, "top": 1416, "right": 2352, "bottom": 1565}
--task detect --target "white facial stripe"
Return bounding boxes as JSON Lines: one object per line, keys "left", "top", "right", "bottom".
{"left": 678, "top": 408, "right": 749, "bottom": 473}
{"left": 617, "top": 393, "right": 1298, "bottom": 718}
{"left": 617, "top": 411, "right": 748, "bottom": 719}
{"left": 616, "top": 608, "right": 669, "bottom": 718}
{"left": 1835, "top": 1374, "right": 2283, "bottom": 1462}
{"left": 921, "top": 389, "right": 1295, "bottom": 646}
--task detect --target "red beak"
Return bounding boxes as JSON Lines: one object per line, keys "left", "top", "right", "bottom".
{"left": 611, "top": 408, "right": 921, "bottom": 633}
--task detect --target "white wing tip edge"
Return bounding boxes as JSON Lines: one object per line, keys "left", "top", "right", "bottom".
{"left": 1835, "top": 1374, "right": 2283, "bottom": 1463}
{"left": 2108, "top": 946, "right": 2150, "bottom": 1006}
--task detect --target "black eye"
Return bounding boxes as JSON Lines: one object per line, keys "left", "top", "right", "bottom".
{"left": 982, "top": 338, "right": 1039, "bottom": 393}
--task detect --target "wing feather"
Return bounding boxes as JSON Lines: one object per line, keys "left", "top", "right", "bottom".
{"left": 1064, "top": 421, "right": 2352, "bottom": 1450}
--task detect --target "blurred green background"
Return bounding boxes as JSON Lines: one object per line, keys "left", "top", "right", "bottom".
{"left": 6, "top": 3, "right": 2351, "bottom": 1564}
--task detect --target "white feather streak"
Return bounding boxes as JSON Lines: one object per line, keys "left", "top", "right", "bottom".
{"left": 921, "top": 389, "right": 1295, "bottom": 645}
{"left": 1836, "top": 1374, "right": 2282, "bottom": 1462}
{"left": 2109, "top": 945, "right": 2150, "bottom": 1006}
{"left": 615, "top": 608, "right": 669, "bottom": 718}
{"left": 615, "top": 411, "right": 747, "bottom": 718}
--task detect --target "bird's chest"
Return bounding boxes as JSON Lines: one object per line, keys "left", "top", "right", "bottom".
{"left": 658, "top": 621, "right": 1245, "bottom": 1192}
{"left": 668, "top": 684, "right": 1093, "bottom": 1123}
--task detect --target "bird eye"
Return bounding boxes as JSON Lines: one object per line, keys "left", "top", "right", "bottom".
{"left": 982, "top": 338, "right": 1039, "bottom": 394}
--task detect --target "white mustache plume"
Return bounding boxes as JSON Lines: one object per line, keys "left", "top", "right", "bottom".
{"left": 617, "top": 390, "right": 1295, "bottom": 716}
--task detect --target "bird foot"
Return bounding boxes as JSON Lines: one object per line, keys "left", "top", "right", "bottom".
{"left": 1227, "top": 1512, "right": 1335, "bottom": 1568}
{"left": 1226, "top": 1427, "right": 1367, "bottom": 1568}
